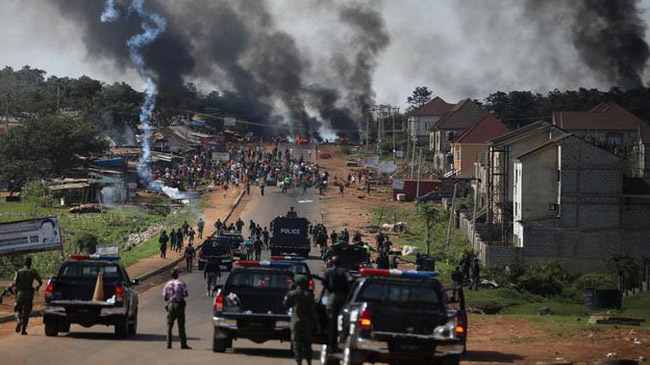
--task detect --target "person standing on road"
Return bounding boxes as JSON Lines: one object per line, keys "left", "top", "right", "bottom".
{"left": 184, "top": 245, "right": 195, "bottom": 273}
{"left": 470, "top": 258, "right": 481, "bottom": 291}
{"left": 451, "top": 266, "right": 464, "bottom": 298}
{"left": 222, "top": 182, "right": 229, "bottom": 199}
{"left": 235, "top": 218, "right": 245, "bottom": 232}
{"left": 163, "top": 270, "right": 191, "bottom": 349}
{"left": 284, "top": 274, "right": 320, "bottom": 365}
{"left": 338, "top": 183, "right": 344, "bottom": 196}
{"left": 197, "top": 218, "right": 205, "bottom": 239}
{"left": 262, "top": 227, "right": 270, "bottom": 250}
{"left": 323, "top": 256, "right": 350, "bottom": 351}
{"left": 182, "top": 221, "right": 190, "bottom": 242}
{"left": 188, "top": 227, "right": 195, "bottom": 246}
{"left": 253, "top": 237, "right": 263, "bottom": 261}
{"left": 260, "top": 182, "right": 265, "bottom": 196}
{"left": 366, "top": 179, "right": 371, "bottom": 195}
{"left": 159, "top": 230, "right": 169, "bottom": 259}
{"left": 214, "top": 219, "right": 223, "bottom": 234}
{"left": 204, "top": 259, "right": 221, "bottom": 297}
{"left": 12, "top": 257, "right": 42, "bottom": 335}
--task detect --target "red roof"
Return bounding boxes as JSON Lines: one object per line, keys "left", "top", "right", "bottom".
{"left": 553, "top": 103, "right": 645, "bottom": 131}
{"left": 411, "top": 97, "right": 454, "bottom": 116}
{"left": 453, "top": 114, "right": 510, "bottom": 144}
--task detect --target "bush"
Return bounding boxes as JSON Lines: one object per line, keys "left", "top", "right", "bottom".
{"left": 22, "top": 181, "right": 54, "bottom": 208}
{"left": 572, "top": 272, "right": 618, "bottom": 291}
{"left": 515, "top": 260, "right": 577, "bottom": 297}
{"left": 75, "top": 233, "right": 99, "bottom": 254}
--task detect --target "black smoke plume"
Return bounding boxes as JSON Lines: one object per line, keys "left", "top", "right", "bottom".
{"left": 50, "top": 0, "right": 392, "bottom": 139}
{"left": 51, "top": 0, "right": 195, "bottom": 94}
{"left": 524, "top": 0, "right": 649, "bottom": 90}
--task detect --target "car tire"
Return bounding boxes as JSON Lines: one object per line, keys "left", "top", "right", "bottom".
{"left": 114, "top": 317, "right": 128, "bottom": 339}
{"left": 438, "top": 355, "right": 460, "bottom": 365}
{"left": 212, "top": 328, "right": 228, "bottom": 353}
{"left": 44, "top": 317, "right": 59, "bottom": 337}
{"left": 128, "top": 307, "right": 138, "bottom": 335}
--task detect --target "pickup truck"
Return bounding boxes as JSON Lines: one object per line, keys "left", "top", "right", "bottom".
{"left": 43, "top": 255, "right": 139, "bottom": 338}
{"left": 320, "top": 268, "right": 466, "bottom": 365}
{"left": 198, "top": 237, "right": 235, "bottom": 271}
{"left": 323, "top": 243, "right": 367, "bottom": 271}
{"left": 218, "top": 233, "right": 245, "bottom": 260}
{"left": 212, "top": 261, "right": 295, "bottom": 352}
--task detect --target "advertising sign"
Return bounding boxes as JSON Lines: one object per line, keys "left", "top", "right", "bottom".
{"left": 392, "top": 179, "right": 405, "bottom": 190}
{"left": 224, "top": 117, "right": 236, "bottom": 127}
{"left": 211, "top": 152, "right": 231, "bottom": 162}
{"left": 363, "top": 156, "right": 379, "bottom": 168}
{"left": 378, "top": 161, "right": 397, "bottom": 174}
{"left": 0, "top": 217, "right": 63, "bottom": 256}
{"left": 395, "top": 150, "right": 404, "bottom": 158}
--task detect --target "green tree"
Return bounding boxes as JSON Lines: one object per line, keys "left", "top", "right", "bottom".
{"left": 607, "top": 254, "right": 640, "bottom": 292}
{"left": 415, "top": 202, "right": 441, "bottom": 255}
{"left": 406, "top": 86, "right": 433, "bottom": 111}
{"left": 0, "top": 115, "right": 108, "bottom": 184}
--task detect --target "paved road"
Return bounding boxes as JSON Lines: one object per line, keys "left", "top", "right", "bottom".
{"left": 0, "top": 144, "right": 324, "bottom": 365}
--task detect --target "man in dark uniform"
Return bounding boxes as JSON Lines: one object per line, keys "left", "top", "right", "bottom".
{"left": 470, "top": 258, "right": 481, "bottom": 291}
{"left": 253, "top": 237, "right": 263, "bottom": 261}
{"left": 284, "top": 275, "right": 319, "bottom": 365}
{"left": 323, "top": 256, "right": 350, "bottom": 351}
{"left": 159, "top": 230, "right": 169, "bottom": 259}
{"left": 163, "top": 270, "right": 191, "bottom": 349}
{"left": 262, "top": 227, "right": 270, "bottom": 250}
{"left": 13, "top": 257, "right": 42, "bottom": 335}
{"left": 184, "top": 245, "right": 195, "bottom": 273}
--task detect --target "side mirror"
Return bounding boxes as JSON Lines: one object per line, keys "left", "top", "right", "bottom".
{"left": 131, "top": 279, "right": 141, "bottom": 286}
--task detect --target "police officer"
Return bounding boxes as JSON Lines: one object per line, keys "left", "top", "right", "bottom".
{"left": 13, "top": 257, "right": 42, "bottom": 335}
{"left": 470, "top": 258, "right": 481, "bottom": 291}
{"left": 284, "top": 274, "right": 319, "bottom": 365}
{"left": 204, "top": 259, "right": 221, "bottom": 297}
{"left": 253, "top": 237, "right": 263, "bottom": 261}
{"left": 184, "top": 244, "right": 195, "bottom": 273}
{"left": 323, "top": 256, "right": 350, "bottom": 351}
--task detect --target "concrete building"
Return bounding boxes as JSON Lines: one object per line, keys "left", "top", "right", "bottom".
{"left": 552, "top": 103, "right": 650, "bottom": 177}
{"left": 510, "top": 135, "right": 650, "bottom": 271}
{"left": 451, "top": 114, "right": 509, "bottom": 178}
{"left": 407, "top": 97, "right": 454, "bottom": 146}
{"left": 429, "top": 99, "right": 487, "bottom": 174}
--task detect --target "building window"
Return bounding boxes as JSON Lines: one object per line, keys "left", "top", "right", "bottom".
{"left": 606, "top": 133, "right": 623, "bottom": 146}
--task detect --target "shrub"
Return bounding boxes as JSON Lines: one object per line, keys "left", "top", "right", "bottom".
{"left": 75, "top": 233, "right": 99, "bottom": 254}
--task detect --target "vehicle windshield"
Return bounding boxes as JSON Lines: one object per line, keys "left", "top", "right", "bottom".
{"left": 60, "top": 263, "right": 123, "bottom": 280}
{"left": 227, "top": 271, "right": 292, "bottom": 290}
{"left": 358, "top": 281, "right": 441, "bottom": 305}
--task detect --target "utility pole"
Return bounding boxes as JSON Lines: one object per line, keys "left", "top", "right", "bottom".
{"left": 445, "top": 181, "right": 458, "bottom": 251}
{"left": 365, "top": 113, "right": 370, "bottom": 154}
{"left": 406, "top": 116, "right": 411, "bottom": 177}
{"left": 392, "top": 107, "right": 397, "bottom": 163}
{"left": 471, "top": 179, "right": 479, "bottom": 250}
{"left": 416, "top": 148, "right": 423, "bottom": 199}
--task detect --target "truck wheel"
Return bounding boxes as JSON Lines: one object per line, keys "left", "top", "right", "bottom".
{"left": 438, "top": 355, "right": 460, "bottom": 365}
{"left": 128, "top": 308, "right": 138, "bottom": 335}
{"left": 212, "top": 328, "right": 228, "bottom": 352}
{"left": 342, "top": 338, "right": 363, "bottom": 365}
{"left": 44, "top": 317, "right": 59, "bottom": 337}
{"left": 59, "top": 321, "right": 71, "bottom": 333}
{"left": 114, "top": 318, "right": 128, "bottom": 339}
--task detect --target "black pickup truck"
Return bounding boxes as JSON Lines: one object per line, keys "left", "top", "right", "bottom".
{"left": 270, "top": 216, "right": 311, "bottom": 257}
{"left": 319, "top": 268, "right": 466, "bottom": 365}
{"left": 211, "top": 261, "right": 295, "bottom": 352}
{"left": 43, "top": 255, "right": 139, "bottom": 338}
{"left": 198, "top": 237, "right": 235, "bottom": 271}
{"left": 323, "top": 243, "right": 367, "bottom": 271}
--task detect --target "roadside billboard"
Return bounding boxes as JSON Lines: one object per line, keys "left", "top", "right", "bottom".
{"left": 0, "top": 217, "right": 63, "bottom": 256}
{"left": 364, "top": 156, "right": 379, "bottom": 168}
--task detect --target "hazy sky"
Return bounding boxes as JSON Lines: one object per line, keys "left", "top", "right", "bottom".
{"left": 1, "top": 0, "right": 650, "bottom": 109}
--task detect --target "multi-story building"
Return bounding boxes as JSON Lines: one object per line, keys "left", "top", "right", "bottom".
{"left": 429, "top": 99, "right": 487, "bottom": 174}
{"left": 450, "top": 113, "right": 509, "bottom": 178}
{"left": 407, "top": 97, "right": 453, "bottom": 146}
